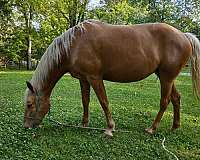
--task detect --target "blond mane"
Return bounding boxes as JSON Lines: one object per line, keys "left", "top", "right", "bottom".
{"left": 30, "top": 21, "right": 91, "bottom": 89}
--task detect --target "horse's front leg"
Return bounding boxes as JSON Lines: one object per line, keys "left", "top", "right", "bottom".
{"left": 89, "top": 79, "right": 115, "bottom": 136}
{"left": 80, "top": 79, "right": 90, "bottom": 127}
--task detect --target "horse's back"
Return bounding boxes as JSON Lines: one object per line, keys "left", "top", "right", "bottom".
{"left": 69, "top": 20, "right": 192, "bottom": 82}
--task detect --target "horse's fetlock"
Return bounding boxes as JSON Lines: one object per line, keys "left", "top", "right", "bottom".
{"left": 109, "top": 119, "right": 115, "bottom": 130}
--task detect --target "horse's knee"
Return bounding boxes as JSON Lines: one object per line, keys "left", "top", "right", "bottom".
{"left": 160, "top": 106, "right": 167, "bottom": 112}
{"left": 160, "top": 98, "right": 170, "bottom": 111}
{"left": 172, "top": 91, "right": 180, "bottom": 100}
{"left": 171, "top": 92, "right": 181, "bottom": 106}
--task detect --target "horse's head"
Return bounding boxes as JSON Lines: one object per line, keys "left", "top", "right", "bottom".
{"left": 24, "top": 81, "right": 50, "bottom": 128}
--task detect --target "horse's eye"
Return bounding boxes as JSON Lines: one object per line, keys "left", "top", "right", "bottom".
{"left": 27, "top": 104, "right": 32, "bottom": 108}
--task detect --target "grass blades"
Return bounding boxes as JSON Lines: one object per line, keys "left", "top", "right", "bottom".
{"left": 0, "top": 71, "right": 199, "bottom": 159}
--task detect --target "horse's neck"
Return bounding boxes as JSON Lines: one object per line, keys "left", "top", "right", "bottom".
{"left": 44, "top": 68, "right": 67, "bottom": 96}
{"left": 30, "top": 26, "right": 77, "bottom": 96}
{"left": 31, "top": 61, "right": 69, "bottom": 97}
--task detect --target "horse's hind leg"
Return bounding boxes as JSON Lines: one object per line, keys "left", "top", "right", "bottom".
{"left": 145, "top": 78, "right": 173, "bottom": 134}
{"left": 89, "top": 79, "right": 115, "bottom": 136}
{"left": 171, "top": 83, "right": 181, "bottom": 130}
{"left": 80, "top": 79, "right": 90, "bottom": 127}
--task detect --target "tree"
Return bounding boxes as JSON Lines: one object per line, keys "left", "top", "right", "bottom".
{"left": 0, "top": 0, "right": 14, "bottom": 61}
{"left": 47, "top": 0, "right": 89, "bottom": 29}
{"left": 87, "top": 0, "right": 148, "bottom": 24}
{"left": 10, "top": 0, "right": 35, "bottom": 70}
{"left": 1, "top": 0, "right": 200, "bottom": 71}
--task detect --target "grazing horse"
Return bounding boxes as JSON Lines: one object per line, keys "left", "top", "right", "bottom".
{"left": 24, "top": 20, "right": 200, "bottom": 136}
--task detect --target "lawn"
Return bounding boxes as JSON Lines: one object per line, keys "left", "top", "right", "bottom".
{"left": 0, "top": 70, "right": 199, "bottom": 160}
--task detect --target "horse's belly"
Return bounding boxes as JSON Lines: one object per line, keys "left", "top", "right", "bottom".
{"left": 103, "top": 69, "right": 155, "bottom": 83}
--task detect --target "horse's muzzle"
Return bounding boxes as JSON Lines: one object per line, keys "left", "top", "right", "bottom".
{"left": 24, "top": 117, "right": 41, "bottom": 129}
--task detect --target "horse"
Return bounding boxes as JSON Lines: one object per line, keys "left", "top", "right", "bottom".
{"left": 24, "top": 19, "right": 200, "bottom": 136}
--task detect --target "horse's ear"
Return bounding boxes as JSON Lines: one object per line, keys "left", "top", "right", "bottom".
{"left": 26, "top": 81, "right": 35, "bottom": 93}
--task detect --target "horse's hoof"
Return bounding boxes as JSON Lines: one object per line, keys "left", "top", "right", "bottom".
{"left": 82, "top": 123, "right": 89, "bottom": 127}
{"left": 104, "top": 129, "right": 113, "bottom": 137}
{"left": 171, "top": 125, "right": 180, "bottom": 131}
{"left": 145, "top": 128, "right": 155, "bottom": 135}
{"left": 81, "top": 120, "right": 89, "bottom": 127}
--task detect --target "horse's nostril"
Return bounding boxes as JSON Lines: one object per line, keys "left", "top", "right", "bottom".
{"left": 32, "top": 124, "right": 36, "bottom": 128}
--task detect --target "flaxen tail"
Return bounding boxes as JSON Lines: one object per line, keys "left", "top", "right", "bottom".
{"left": 185, "top": 33, "right": 200, "bottom": 99}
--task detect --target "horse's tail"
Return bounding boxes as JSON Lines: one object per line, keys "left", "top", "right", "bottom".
{"left": 185, "top": 33, "right": 200, "bottom": 99}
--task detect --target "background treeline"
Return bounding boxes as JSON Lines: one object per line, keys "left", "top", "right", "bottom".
{"left": 0, "top": 0, "right": 200, "bottom": 69}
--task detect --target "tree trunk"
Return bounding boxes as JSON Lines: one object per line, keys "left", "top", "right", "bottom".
{"left": 27, "top": 35, "right": 32, "bottom": 70}
{"left": 19, "top": 60, "right": 21, "bottom": 70}
{"left": 77, "top": 0, "right": 88, "bottom": 24}
{"left": 69, "top": 1, "right": 77, "bottom": 28}
{"left": 24, "top": 5, "right": 32, "bottom": 70}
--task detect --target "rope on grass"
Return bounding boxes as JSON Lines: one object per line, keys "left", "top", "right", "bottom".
{"left": 48, "top": 118, "right": 131, "bottom": 133}
{"left": 162, "top": 137, "right": 179, "bottom": 160}
{"left": 47, "top": 111, "right": 131, "bottom": 133}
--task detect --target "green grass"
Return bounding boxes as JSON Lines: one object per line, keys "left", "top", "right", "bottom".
{"left": 0, "top": 70, "right": 199, "bottom": 160}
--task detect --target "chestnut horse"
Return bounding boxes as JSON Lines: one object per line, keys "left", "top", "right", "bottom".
{"left": 24, "top": 20, "right": 200, "bottom": 136}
